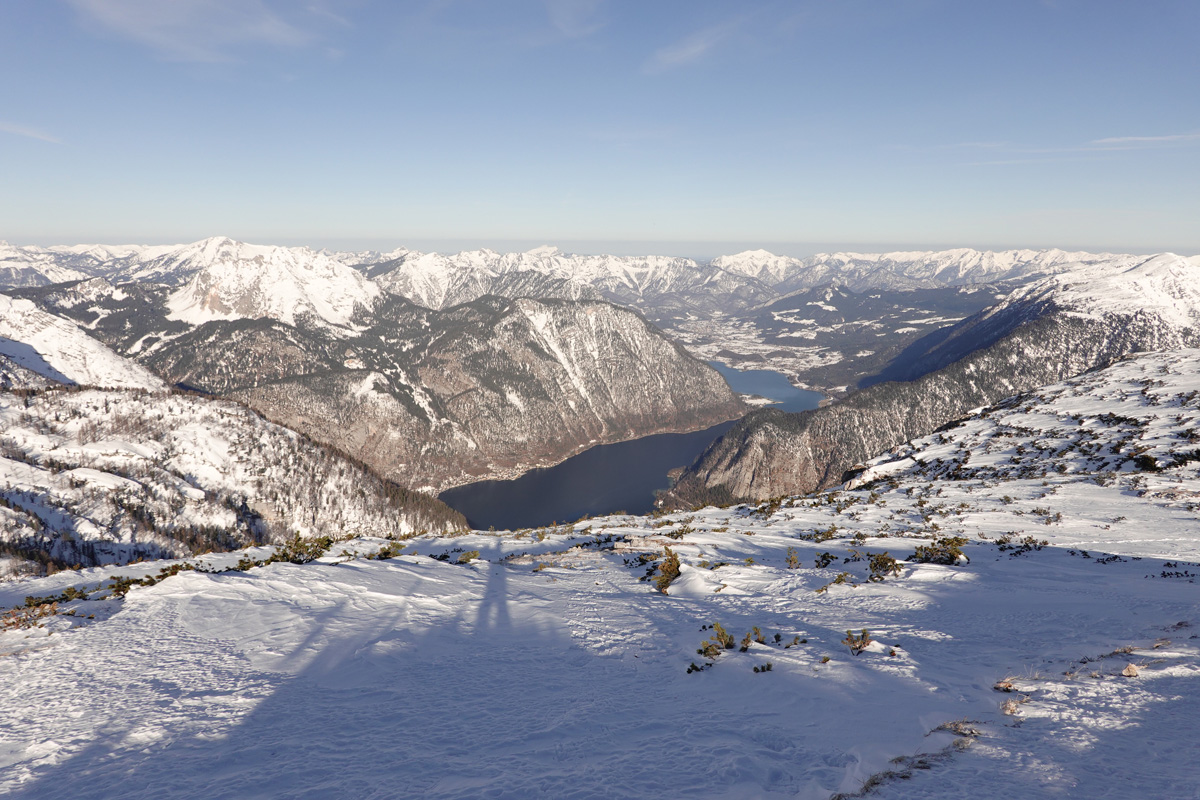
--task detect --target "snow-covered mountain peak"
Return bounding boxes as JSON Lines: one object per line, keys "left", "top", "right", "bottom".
{"left": 524, "top": 245, "right": 562, "bottom": 257}
{"left": 1005, "top": 252, "right": 1200, "bottom": 328}
{"left": 710, "top": 250, "right": 801, "bottom": 282}
{"left": 374, "top": 246, "right": 411, "bottom": 262}
{"left": 172, "top": 236, "right": 289, "bottom": 265}
{"left": 770, "top": 247, "right": 1127, "bottom": 293}
{"left": 165, "top": 240, "right": 382, "bottom": 329}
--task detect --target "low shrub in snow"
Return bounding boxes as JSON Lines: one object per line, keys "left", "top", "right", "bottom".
{"left": 908, "top": 535, "right": 969, "bottom": 565}
{"left": 842, "top": 628, "right": 873, "bottom": 656}
{"left": 697, "top": 622, "right": 736, "bottom": 659}
{"left": 274, "top": 534, "right": 334, "bottom": 565}
{"left": 867, "top": 552, "right": 902, "bottom": 582}
{"left": 653, "top": 547, "right": 681, "bottom": 593}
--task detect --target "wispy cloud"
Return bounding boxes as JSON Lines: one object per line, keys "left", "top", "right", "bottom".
{"left": 645, "top": 18, "right": 742, "bottom": 73}
{"left": 0, "top": 121, "right": 61, "bottom": 144}
{"left": 945, "top": 141, "right": 1008, "bottom": 150}
{"left": 1089, "top": 131, "right": 1200, "bottom": 148}
{"left": 305, "top": 2, "right": 352, "bottom": 29}
{"left": 962, "top": 156, "right": 1106, "bottom": 167}
{"left": 544, "top": 0, "right": 606, "bottom": 38}
{"left": 66, "top": 0, "right": 312, "bottom": 62}
{"left": 955, "top": 130, "right": 1200, "bottom": 166}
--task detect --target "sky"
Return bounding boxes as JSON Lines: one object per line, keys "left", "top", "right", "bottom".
{"left": 1, "top": 0, "right": 1198, "bottom": 257}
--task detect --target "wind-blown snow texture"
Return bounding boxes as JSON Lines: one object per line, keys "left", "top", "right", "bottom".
{"left": 0, "top": 349, "right": 1197, "bottom": 799}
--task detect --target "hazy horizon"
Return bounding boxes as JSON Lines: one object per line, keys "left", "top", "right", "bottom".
{"left": 4, "top": 234, "right": 1195, "bottom": 262}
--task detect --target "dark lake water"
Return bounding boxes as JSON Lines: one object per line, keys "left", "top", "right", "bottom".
{"left": 438, "top": 365, "right": 822, "bottom": 530}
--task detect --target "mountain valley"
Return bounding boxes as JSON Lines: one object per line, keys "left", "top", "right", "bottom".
{"left": 666, "top": 253, "right": 1200, "bottom": 506}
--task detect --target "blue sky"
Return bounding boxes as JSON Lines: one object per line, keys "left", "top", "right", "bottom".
{"left": 1, "top": 0, "right": 1197, "bottom": 256}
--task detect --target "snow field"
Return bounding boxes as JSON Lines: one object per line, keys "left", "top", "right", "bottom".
{"left": 0, "top": 444, "right": 1196, "bottom": 799}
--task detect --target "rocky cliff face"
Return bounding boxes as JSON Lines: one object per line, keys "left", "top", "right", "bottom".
{"left": 664, "top": 255, "right": 1200, "bottom": 506}
{"left": 223, "top": 297, "right": 745, "bottom": 492}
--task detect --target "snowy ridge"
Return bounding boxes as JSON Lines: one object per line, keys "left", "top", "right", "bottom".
{"left": 0, "top": 242, "right": 94, "bottom": 288}
{"left": 767, "top": 247, "right": 1124, "bottom": 293}
{"left": 990, "top": 252, "right": 1200, "bottom": 329}
{"left": 370, "top": 245, "right": 1161, "bottom": 314}
{"left": 373, "top": 245, "right": 710, "bottom": 309}
{"left": 5, "top": 237, "right": 1182, "bottom": 312}
{"left": 0, "top": 293, "right": 163, "bottom": 390}
{"left": 0, "top": 237, "right": 400, "bottom": 291}
{"left": 165, "top": 237, "right": 381, "bottom": 328}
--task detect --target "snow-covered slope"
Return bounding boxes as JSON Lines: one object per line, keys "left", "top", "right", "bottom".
{"left": 164, "top": 237, "right": 382, "bottom": 328}
{"left": 773, "top": 247, "right": 1125, "bottom": 293}
{"left": 854, "top": 347, "right": 1200, "bottom": 555}
{"left": 670, "top": 253, "right": 1200, "bottom": 504}
{"left": 0, "top": 293, "right": 164, "bottom": 390}
{"left": 0, "top": 349, "right": 1197, "bottom": 798}
{"left": 0, "top": 387, "right": 464, "bottom": 572}
{"left": 989, "top": 252, "right": 1200, "bottom": 327}
{"left": 888, "top": 252, "right": 1200, "bottom": 383}
{"left": 0, "top": 242, "right": 95, "bottom": 288}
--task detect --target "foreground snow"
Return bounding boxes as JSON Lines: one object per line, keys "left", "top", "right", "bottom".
{"left": 1, "top": 350, "right": 1198, "bottom": 798}
{"left": 0, "top": 522, "right": 1193, "bottom": 798}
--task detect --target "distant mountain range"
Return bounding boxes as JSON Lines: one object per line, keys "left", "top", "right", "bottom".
{"left": 6, "top": 234, "right": 1200, "bottom": 518}
{"left": 0, "top": 236, "right": 1140, "bottom": 317}
{"left": 7, "top": 238, "right": 1168, "bottom": 398}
